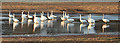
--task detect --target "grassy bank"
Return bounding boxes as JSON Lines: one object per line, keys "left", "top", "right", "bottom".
{"left": 1, "top": 35, "right": 120, "bottom": 43}
{"left": 1, "top": 2, "right": 119, "bottom": 14}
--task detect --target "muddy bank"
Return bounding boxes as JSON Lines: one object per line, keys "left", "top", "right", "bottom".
{"left": 1, "top": 35, "right": 119, "bottom": 43}
{"left": 1, "top": 2, "right": 119, "bottom": 14}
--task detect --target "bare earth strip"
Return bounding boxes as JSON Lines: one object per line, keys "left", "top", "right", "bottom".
{"left": 1, "top": 2, "right": 119, "bottom": 14}
{"left": 1, "top": 35, "right": 120, "bottom": 43}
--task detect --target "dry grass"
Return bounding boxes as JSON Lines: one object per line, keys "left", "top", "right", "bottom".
{"left": 1, "top": 2, "right": 119, "bottom": 14}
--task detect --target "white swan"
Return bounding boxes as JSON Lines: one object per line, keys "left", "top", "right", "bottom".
{"left": 102, "top": 24, "right": 109, "bottom": 32}
{"left": 13, "top": 14, "right": 19, "bottom": 22}
{"left": 9, "top": 11, "right": 13, "bottom": 17}
{"left": 33, "top": 12, "right": 41, "bottom": 23}
{"left": 102, "top": 14, "right": 110, "bottom": 23}
{"left": 21, "top": 17, "right": 27, "bottom": 28}
{"left": 21, "top": 11, "right": 27, "bottom": 19}
{"left": 27, "top": 11, "right": 33, "bottom": 19}
{"left": 64, "top": 12, "right": 70, "bottom": 18}
{"left": 80, "top": 14, "right": 87, "bottom": 23}
{"left": 88, "top": 14, "right": 95, "bottom": 24}
{"left": 61, "top": 11, "right": 67, "bottom": 20}
{"left": 67, "top": 18, "right": 74, "bottom": 22}
{"left": 47, "top": 12, "right": 54, "bottom": 20}
{"left": 50, "top": 11, "right": 57, "bottom": 18}
{"left": 41, "top": 11, "right": 47, "bottom": 21}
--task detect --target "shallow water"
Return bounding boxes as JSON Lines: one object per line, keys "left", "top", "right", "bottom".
{"left": 1, "top": 13, "right": 120, "bottom": 37}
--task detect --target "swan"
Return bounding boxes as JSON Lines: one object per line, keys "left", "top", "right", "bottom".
{"left": 88, "top": 14, "right": 95, "bottom": 24}
{"left": 33, "top": 12, "right": 41, "bottom": 23}
{"left": 21, "top": 11, "right": 27, "bottom": 19}
{"left": 67, "top": 18, "right": 74, "bottom": 22}
{"left": 50, "top": 11, "right": 57, "bottom": 18}
{"left": 9, "top": 11, "right": 13, "bottom": 17}
{"left": 61, "top": 11, "right": 67, "bottom": 20}
{"left": 47, "top": 12, "right": 54, "bottom": 20}
{"left": 41, "top": 11, "right": 47, "bottom": 21}
{"left": 102, "top": 24, "right": 109, "bottom": 32}
{"left": 80, "top": 14, "right": 87, "bottom": 23}
{"left": 13, "top": 14, "right": 19, "bottom": 22}
{"left": 27, "top": 11, "right": 33, "bottom": 19}
{"left": 102, "top": 14, "right": 110, "bottom": 23}
{"left": 21, "top": 17, "right": 27, "bottom": 28}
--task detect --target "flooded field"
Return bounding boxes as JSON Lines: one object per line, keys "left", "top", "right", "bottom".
{"left": 1, "top": 13, "right": 119, "bottom": 37}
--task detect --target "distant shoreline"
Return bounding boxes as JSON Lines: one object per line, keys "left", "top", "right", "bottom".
{"left": 1, "top": 2, "right": 119, "bottom": 14}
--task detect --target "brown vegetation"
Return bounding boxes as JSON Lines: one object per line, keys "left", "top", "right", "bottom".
{"left": 1, "top": 2, "right": 119, "bottom": 14}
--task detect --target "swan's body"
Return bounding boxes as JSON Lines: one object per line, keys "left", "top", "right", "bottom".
{"left": 88, "top": 14, "right": 95, "bottom": 23}
{"left": 41, "top": 11, "right": 47, "bottom": 21}
{"left": 13, "top": 14, "right": 19, "bottom": 22}
{"left": 9, "top": 11, "right": 13, "bottom": 17}
{"left": 27, "top": 11, "right": 33, "bottom": 18}
{"left": 47, "top": 12, "right": 54, "bottom": 20}
{"left": 102, "top": 24, "right": 109, "bottom": 32}
{"left": 102, "top": 14, "right": 110, "bottom": 23}
{"left": 50, "top": 11, "right": 57, "bottom": 18}
{"left": 80, "top": 14, "right": 87, "bottom": 23}
{"left": 33, "top": 12, "right": 41, "bottom": 23}
{"left": 21, "top": 11, "right": 27, "bottom": 19}
{"left": 64, "top": 12, "right": 70, "bottom": 18}
{"left": 67, "top": 18, "right": 74, "bottom": 22}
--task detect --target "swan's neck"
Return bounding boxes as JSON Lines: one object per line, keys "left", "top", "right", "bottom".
{"left": 51, "top": 11, "right": 53, "bottom": 15}
{"left": 47, "top": 12, "right": 49, "bottom": 17}
{"left": 65, "top": 12, "right": 66, "bottom": 16}
{"left": 63, "top": 11, "right": 64, "bottom": 17}
{"left": 22, "top": 11, "right": 24, "bottom": 16}
{"left": 28, "top": 11, "right": 29, "bottom": 16}
{"left": 80, "top": 15, "right": 81, "bottom": 20}
{"left": 9, "top": 11, "right": 11, "bottom": 16}
{"left": 103, "top": 14, "right": 104, "bottom": 19}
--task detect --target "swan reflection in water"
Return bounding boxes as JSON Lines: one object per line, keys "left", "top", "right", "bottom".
{"left": 102, "top": 24, "right": 110, "bottom": 32}
{"left": 40, "top": 21, "right": 47, "bottom": 29}
{"left": 84, "top": 23, "right": 96, "bottom": 34}
{"left": 13, "top": 22, "right": 19, "bottom": 31}
{"left": 47, "top": 20, "right": 56, "bottom": 28}
{"left": 67, "top": 23, "right": 74, "bottom": 32}
{"left": 61, "top": 21, "right": 68, "bottom": 28}
{"left": 28, "top": 19, "right": 33, "bottom": 27}
{"left": 33, "top": 23, "right": 40, "bottom": 32}
{"left": 79, "top": 24, "right": 87, "bottom": 32}
{"left": 21, "top": 18, "right": 27, "bottom": 28}
{"left": 9, "top": 18, "right": 13, "bottom": 26}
